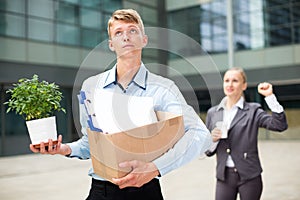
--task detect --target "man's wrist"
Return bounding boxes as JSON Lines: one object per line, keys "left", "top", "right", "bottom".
{"left": 61, "top": 144, "right": 72, "bottom": 156}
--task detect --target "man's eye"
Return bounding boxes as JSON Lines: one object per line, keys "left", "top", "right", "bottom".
{"left": 115, "top": 31, "right": 122, "bottom": 36}
{"left": 130, "top": 29, "right": 137, "bottom": 34}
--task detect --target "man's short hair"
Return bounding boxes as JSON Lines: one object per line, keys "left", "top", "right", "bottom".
{"left": 107, "top": 9, "right": 145, "bottom": 38}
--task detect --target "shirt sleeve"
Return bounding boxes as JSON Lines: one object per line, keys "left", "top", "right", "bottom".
{"left": 66, "top": 97, "right": 91, "bottom": 159}
{"left": 208, "top": 141, "right": 219, "bottom": 152}
{"left": 265, "top": 94, "right": 284, "bottom": 113}
{"left": 152, "top": 83, "right": 212, "bottom": 176}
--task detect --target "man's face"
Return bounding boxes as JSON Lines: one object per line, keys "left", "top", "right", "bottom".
{"left": 108, "top": 20, "right": 148, "bottom": 57}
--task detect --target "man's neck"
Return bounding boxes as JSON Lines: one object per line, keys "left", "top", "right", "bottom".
{"left": 116, "top": 57, "right": 141, "bottom": 88}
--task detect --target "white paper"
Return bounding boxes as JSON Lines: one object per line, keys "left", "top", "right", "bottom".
{"left": 92, "top": 89, "right": 157, "bottom": 134}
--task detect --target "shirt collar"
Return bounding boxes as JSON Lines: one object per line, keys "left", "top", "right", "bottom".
{"left": 217, "top": 96, "right": 244, "bottom": 111}
{"left": 103, "top": 63, "right": 148, "bottom": 89}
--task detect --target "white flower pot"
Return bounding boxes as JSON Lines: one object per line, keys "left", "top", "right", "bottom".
{"left": 26, "top": 116, "right": 57, "bottom": 145}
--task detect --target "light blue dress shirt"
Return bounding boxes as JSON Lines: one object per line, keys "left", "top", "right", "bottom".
{"left": 68, "top": 63, "right": 212, "bottom": 180}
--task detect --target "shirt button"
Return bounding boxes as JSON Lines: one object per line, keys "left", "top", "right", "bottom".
{"left": 234, "top": 168, "right": 238, "bottom": 172}
{"left": 226, "top": 148, "right": 231, "bottom": 154}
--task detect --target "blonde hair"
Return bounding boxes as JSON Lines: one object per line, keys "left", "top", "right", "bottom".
{"left": 225, "top": 67, "right": 247, "bottom": 83}
{"left": 107, "top": 9, "right": 145, "bottom": 38}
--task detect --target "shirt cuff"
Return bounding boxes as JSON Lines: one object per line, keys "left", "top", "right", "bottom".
{"left": 208, "top": 141, "right": 219, "bottom": 152}
{"left": 66, "top": 142, "right": 81, "bottom": 158}
{"left": 265, "top": 94, "right": 284, "bottom": 113}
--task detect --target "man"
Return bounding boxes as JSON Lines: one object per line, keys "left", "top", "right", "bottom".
{"left": 30, "top": 9, "right": 212, "bottom": 200}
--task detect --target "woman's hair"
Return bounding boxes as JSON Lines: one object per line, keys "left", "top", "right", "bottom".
{"left": 225, "top": 67, "right": 247, "bottom": 83}
{"left": 107, "top": 9, "right": 145, "bottom": 38}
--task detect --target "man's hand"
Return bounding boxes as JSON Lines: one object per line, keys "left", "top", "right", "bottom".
{"left": 112, "top": 160, "right": 160, "bottom": 189}
{"left": 258, "top": 82, "right": 273, "bottom": 97}
{"left": 29, "top": 135, "right": 71, "bottom": 156}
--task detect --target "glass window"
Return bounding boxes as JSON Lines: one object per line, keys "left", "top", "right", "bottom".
{"left": 80, "top": 8, "right": 101, "bottom": 29}
{"left": 267, "top": 6, "right": 291, "bottom": 27}
{"left": 28, "top": 18, "right": 54, "bottom": 42}
{"left": 233, "top": 0, "right": 250, "bottom": 12}
{"left": 250, "top": 29, "right": 265, "bottom": 49}
{"left": 55, "top": 2, "right": 79, "bottom": 24}
{"left": 61, "top": 0, "right": 79, "bottom": 5}
{"left": 80, "top": 0, "right": 102, "bottom": 8}
{"left": 250, "top": 11, "right": 264, "bottom": 30}
{"left": 294, "top": 24, "right": 300, "bottom": 44}
{"left": 28, "top": 0, "right": 54, "bottom": 19}
{"left": 235, "top": 34, "right": 250, "bottom": 50}
{"left": 234, "top": 13, "right": 250, "bottom": 34}
{"left": 0, "top": 13, "right": 25, "bottom": 38}
{"left": 201, "top": 23, "right": 211, "bottom": 37}
{"left": 249, "top": 0, "right": 263, "bottom": 12}
{"left": 291, "top": 3, "right": 300, "bottom": 23}
{"left": 141, "top": 7, "right": 157, "bottom": 24}
{"left": 3, "top": 90, "right": 28, "bottom": 137}
{"left": 211, "top": 0, "right": 226, "bottom": 17}
{"left": 82, "top": 28, "right": 100, "bottom": 48}
{"left": 265, "top": 0, "right": 287, "bottom": 7}
{"left": 212, "top": 19, "right": 226, "bottom": 35}
{"left": 0, "top": 0, "right": 25, "bottom": 14}
{"left": 103, "top": 0, "right": 122, "bottom": 12}
{"left": 56, "top": 23, "right": 80, "bottom": 45}
{"left": 201, "top": 38, "right": 212, "bottom": 52}
{"left": 269, "top": 27, "right": 292, "bottom": 46}
{"left": 125, "top": 0, "right": 157, "bottom": 7}
{"left": 213, "top": 35, "right": 227, "bottom": 52}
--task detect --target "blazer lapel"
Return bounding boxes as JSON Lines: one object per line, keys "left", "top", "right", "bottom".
{"left": 229, "top": 102, "right": 249, "bottom": 130}
{"left": 210, "top": 109, "right": 223, "bottom": 130}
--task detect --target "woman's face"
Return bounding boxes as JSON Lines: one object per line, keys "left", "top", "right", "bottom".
{"left": 223, "top": 70, "right": 247, "bottom": 98}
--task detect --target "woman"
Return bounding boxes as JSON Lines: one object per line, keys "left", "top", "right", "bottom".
{"left": 205, "top": 67, "right": 288, "bottom": 200}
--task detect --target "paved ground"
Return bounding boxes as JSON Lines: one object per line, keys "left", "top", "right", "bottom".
{"left": 0, "top": 141, "right": 299, "bottom": 200}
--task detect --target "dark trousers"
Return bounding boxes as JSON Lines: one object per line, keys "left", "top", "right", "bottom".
{"left": 215, "top": 167, "right": 263, "bottom": 200}
{"left": 86, "top": 178, "right": 164, "bottom": 200}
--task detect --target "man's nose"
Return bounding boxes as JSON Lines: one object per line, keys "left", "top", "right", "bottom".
{"left": 123, "top": 31, "right": 130, "bottom": 41}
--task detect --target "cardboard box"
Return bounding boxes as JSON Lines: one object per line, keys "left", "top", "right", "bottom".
{"left": 87, "top": 111, "right": 184, "bottom": 182}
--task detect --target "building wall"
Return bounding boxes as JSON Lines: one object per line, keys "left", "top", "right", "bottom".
{"left": 166, "top": 0, "right": 300, "bottom": 140}
{"left": 0, "top": 0, "right": 165, "bottom": 156}
{"left": 0, "top": 0, "right": 299, "bottom": 156}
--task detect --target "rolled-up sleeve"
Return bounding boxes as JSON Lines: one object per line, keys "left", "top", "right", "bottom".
{"left": 67, "top": 101, "right": 91, "bottom": 159}
{"left": 152, "top": 83, "right": 212, "bottom": 176}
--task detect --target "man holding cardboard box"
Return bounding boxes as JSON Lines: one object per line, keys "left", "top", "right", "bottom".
{"left": 30, "top": 9, "right": 212, "bottom": 200}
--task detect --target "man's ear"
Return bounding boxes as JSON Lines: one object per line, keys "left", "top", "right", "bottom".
{"left": 109, "top": 40, "right": 115, "bottom": 51}
{"left": 142, "top": 35, "right": 148, "bottom": 48}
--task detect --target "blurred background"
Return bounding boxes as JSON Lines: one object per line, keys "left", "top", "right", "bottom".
{"left": 0, "top": 0, "right": 299, "bottom": 157}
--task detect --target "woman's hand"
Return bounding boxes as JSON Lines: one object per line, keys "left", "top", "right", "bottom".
{"left": 211, "top": 128, "right": 222, "bottom": 142}
{"left": 258, "top": 82, "right": 273, "bottom": 97}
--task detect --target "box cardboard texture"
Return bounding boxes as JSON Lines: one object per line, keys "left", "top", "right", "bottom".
{"left": 87, "top": 111, "right": 184, "bottom": 182}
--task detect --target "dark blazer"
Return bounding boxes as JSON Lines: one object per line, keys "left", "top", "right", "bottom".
{"left": 205, "top": 101, "right": 288, "bottom": 181}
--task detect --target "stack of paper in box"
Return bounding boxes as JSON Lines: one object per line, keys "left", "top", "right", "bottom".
{"left": 78, "top": 89, "right": 184, "bottom": 182}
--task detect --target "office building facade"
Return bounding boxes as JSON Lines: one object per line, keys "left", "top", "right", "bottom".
{"left": 0, "top": 0, "right": 299, "bottom": 156}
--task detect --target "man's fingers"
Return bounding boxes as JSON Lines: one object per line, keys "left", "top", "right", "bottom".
{"left": 29, "top": 144, "right": 39, "bottom": 153}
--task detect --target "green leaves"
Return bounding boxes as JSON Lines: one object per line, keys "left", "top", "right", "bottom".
{"left": 4, "top": 74, "right": 66, "bottom": 121}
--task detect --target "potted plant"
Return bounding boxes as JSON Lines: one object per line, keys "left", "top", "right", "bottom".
{"left": 4, "top": 74, "right": 66, "bottom": 147}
